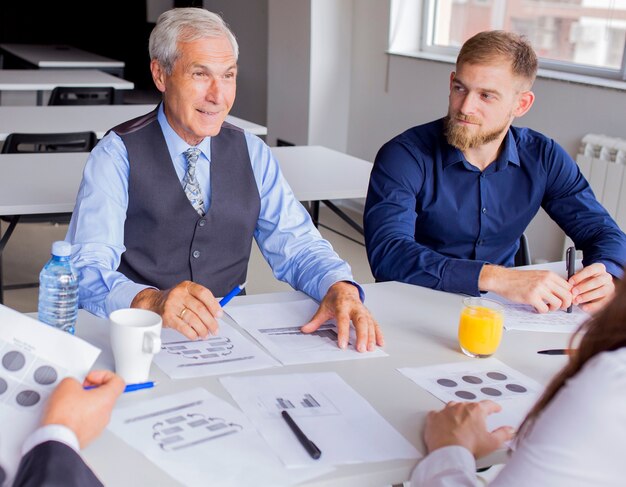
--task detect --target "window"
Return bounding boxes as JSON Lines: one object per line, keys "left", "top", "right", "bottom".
{"left": 390, "top": 0, "right": 626, "bottom": 80}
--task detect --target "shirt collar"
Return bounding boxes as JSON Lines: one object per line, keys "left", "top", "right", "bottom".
{"left": 157, "top": 103, "right": 212, "bottom": 163}
{"left": 441, "top": 122, "right": 521, "bottom": 171}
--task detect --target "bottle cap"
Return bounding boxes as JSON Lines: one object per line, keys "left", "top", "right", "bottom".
{"left": 51, "top": 240, "right": 72, "bottom": 257}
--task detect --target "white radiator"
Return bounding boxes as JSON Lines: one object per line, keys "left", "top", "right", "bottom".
{"left": 563, "top": 134, "right": 626, "bottom": 257}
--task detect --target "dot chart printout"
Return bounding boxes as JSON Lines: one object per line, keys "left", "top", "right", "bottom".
{"left": 398, "top": 358, "right": 544, "bottom": 432}
{"left": 0, "top": 304, "right": 100, "bottom": 485}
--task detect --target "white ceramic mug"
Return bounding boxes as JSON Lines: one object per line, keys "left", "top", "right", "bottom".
{"left": 109, "top": 309, "right": 162, "bottom": 383}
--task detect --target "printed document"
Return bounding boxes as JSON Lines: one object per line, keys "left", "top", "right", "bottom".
{"left": 226, "top": 299, "right": 387, "bottom": 365}
{"left": 0, "top": 305, "right": 99, "bottom": 483}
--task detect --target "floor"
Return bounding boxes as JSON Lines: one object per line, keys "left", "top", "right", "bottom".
{"left": 1, "top": 205, "right": 373, "bottom": 312}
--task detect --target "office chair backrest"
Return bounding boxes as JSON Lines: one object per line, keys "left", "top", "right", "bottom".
{"left": 1, "top": 131, "right": 97, "bottom": 153}
{"left": 514, "top": 232, "right": 532, "bottom": 267}
{"left": 48, "top": 86, "right": 115, "bottom": 105}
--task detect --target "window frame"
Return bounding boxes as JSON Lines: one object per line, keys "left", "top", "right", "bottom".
{"left": 401, "top": 0, "right": 626, "bottom": 82}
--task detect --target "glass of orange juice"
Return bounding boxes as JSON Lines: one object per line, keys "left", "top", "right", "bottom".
{"left": 458, "top": 298, "right": 504, "bottom": 358}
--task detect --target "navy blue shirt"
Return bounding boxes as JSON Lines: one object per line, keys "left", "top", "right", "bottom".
{"left": 364, "top": 118, "right": 626, "bottom": 296}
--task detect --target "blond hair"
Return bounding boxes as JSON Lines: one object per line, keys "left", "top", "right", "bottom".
{"left": 457, "top": 30, "right": 537, "bottom": 86}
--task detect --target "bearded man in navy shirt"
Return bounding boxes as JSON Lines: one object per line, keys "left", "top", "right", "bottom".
{"left": 364, "top": 30, "right": 626, "bottom": 313}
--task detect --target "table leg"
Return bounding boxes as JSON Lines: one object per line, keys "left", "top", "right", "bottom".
{"left": 311, "top": 201, "right": 320, "bottom": 228}
{"left": 321, "top": 200, "right": 364, "bottom": 236}
{"left": 0, "top": 215, "right": 21, "bottom": 304}
{"left": 36, "top": 90, "right": 43, "bottom": 105}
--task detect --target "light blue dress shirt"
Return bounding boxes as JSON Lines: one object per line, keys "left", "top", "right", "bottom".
{"left": 66, "top": 104, "right": 357, "bottom": 317}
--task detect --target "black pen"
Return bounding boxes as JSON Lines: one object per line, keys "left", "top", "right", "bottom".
{"left": 566, "top": 246, "right": 575, "bottom": 313}
{"left": 281, "top": 410, "right": 321, "bottom": 460}
{"left": 537, "top": 349, "right": 573, "bottom": 355}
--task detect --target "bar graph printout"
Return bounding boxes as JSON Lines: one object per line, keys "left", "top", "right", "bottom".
{"left": 225, "top": 299, "right": 387, "bottom": 365}
{"left": 108, "top": 388, "right": 331, "bottom": 486}
{"left": 220, "top": 372, "right": 420, "bottom": 468}
{"left": 153, "top": 319, "right": 279, "bottom": 379}
{"left": 484, "top": 292, "right": 589, "bottom": 333}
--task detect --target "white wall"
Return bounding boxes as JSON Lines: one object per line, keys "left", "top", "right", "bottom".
{"left": 346, "top": 0, "right": 626, "bottom": 262}
{"left": 267, "top": 0, "right": 311, "bottom": 145}
{"left": 308, "top": 0, "right": 352, "bottom": 151}
{"left": 204, "top": 0, "right": 268, "bottom": 125}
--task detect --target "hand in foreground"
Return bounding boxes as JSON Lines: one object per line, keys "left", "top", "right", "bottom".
{"left": 569, "top": 263, "right": 615, "bottom": 313}
{"left": 131, "top": 281, "right": 223, "bottom": 340}
{"left": 424, "top": 400, "right": 515, "bottom": 458}
{"left": 300, "top": 281, "right": 384, "bottom": 352}
{"left": 42, "top": 370, "right": 125, "bottom": 449}
{"left": 479, "top": 265, "right": 573, "bottom": 313}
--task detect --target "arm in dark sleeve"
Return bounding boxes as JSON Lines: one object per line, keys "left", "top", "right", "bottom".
{"left": 541, "top": 140, "right": 626, "bottom": 279}
{"left": 13, "top": 441, "right": 103, "bottom": 487}
{"left": 364, "top": 140, "right": 485, "bottom": 295}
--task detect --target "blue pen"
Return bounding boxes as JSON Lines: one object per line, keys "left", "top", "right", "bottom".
{"left": 84, "top": 381, "right": 156, "bottom": 393}
{"left": 219, "top": 281, "right": 247, "bottom": 307}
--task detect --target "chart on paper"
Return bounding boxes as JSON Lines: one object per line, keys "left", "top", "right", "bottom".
{"left": 153, "top": 321, "right": 278, "bottom": 379}
{"left": 221, "top": 372, "right": 420, "bottom": 468}
{"left": 0, "top": 339, "right": 66, "bottom": 411}
{"left": 227, "top": 300, "right": 388, "bottom": 365}
{"left": 0, "top": 305, "right": 99, "bottom": 485}
{"left": 501, "top": 303, "right": 588, "bottom": 332}
{"left": 257, "top": 389, "right": 340, "bottom": 419}
{"left": 108, "top": 388, "right": 323, "bottom": 486}
{"left": 399, "top": 358, "right": 544, "bottom": 431}
{"left": 484, "top": 292, "right": 589, "bottom": 333}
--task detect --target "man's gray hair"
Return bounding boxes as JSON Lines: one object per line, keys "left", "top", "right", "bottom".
{"left": 149, "top": 7, "right": 239, "bottom": 74}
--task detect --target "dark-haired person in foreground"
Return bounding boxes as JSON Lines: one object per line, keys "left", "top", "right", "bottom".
{"left": 411, "top": 274, "right": 626, "bottom": 486}
{"left": 13, "top": 370, "right": 124, "bottom": 487}
{"left": 365, "top": 30, "right": 626, "bottom": 314}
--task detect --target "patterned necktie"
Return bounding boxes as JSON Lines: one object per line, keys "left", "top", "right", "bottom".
{"left": 182, "top": 147, "right": 205, "bottom": 216}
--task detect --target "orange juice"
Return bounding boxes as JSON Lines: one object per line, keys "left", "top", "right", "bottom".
{"left": 458, "top": 299, "right": 503, "bottom": 358}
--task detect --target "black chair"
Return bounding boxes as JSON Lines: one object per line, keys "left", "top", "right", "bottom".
{"left": 514, "top": 233, "right": 532, "bottom": 267}
{"left": 2, "top": 131, "right": 97, "bottom": 153}
{"left": 0, "top": 131, "right": 97, "bottom": 301}
{"left": 48, "top": 86, "right": 115, "bottom": 105}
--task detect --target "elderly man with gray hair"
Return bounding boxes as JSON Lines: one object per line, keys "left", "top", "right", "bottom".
{"left": 67, "top": 7, "right": 383, "bottom": 352}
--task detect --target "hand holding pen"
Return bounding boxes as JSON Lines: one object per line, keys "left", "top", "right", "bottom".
{"left": 131, "top": 280, "right": 248, "bottom": 341}
{"left": 566, "top": 246, "right": 575, "bottom": 313}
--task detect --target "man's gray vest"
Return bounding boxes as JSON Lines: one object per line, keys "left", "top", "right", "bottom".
{"left": 111, "top": 108, "right": 260, "bottom": 297}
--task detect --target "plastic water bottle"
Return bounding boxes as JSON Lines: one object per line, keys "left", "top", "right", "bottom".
{"left": 38, "top": 241, "right": 78, "bottom": 334}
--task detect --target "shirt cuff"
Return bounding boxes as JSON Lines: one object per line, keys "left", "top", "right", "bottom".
{"left": 105, "top": 281, "right": 155, "bottom": 316}
{"left": 598, "top": 260, "right": 624, "bottom": 280}
{"left": 318, "top": 274, "right": 363, "bottom": 302}
{"left": 411, "top": 445, "right": 476, "bottom": 485}
{"left": 22, "top": 424, "right": 80, "bottom": 457}
{"left": 442, "top": 259, "right": 487, "bottom": 296}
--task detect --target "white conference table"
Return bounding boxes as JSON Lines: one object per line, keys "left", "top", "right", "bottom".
{"left": 0, "top": 44, "right": 125, "bottom": 76}
{"left": 0, "top": 146, "right": 358, "bottom": 303}
{"left": 72, "top": 280, "right": 571, "bottom": 486}
{"left": 271, "top": 146, "right": 373, "bottom": 235}
{"left": 0, "top": 105, "right": 268, "bottom": 140}
{"left": 0, "top": 69, "right": 134, "bottom": 105}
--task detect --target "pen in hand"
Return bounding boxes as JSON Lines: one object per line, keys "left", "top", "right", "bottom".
{"left": 566, "top": 246, "right": 575, "bottom": 313}
{"left": 219, "top": 281, "right": 247, "bottom": 307}
{"left": 84, "top": 381, "right": 156, "bottom": 393}
{"left": 281, "top": 410, "right": 322, "bottom": 460}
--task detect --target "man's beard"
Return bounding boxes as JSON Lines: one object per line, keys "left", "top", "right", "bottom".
{"left": 444, "top": 113, "right": 509, "bottom": 151}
